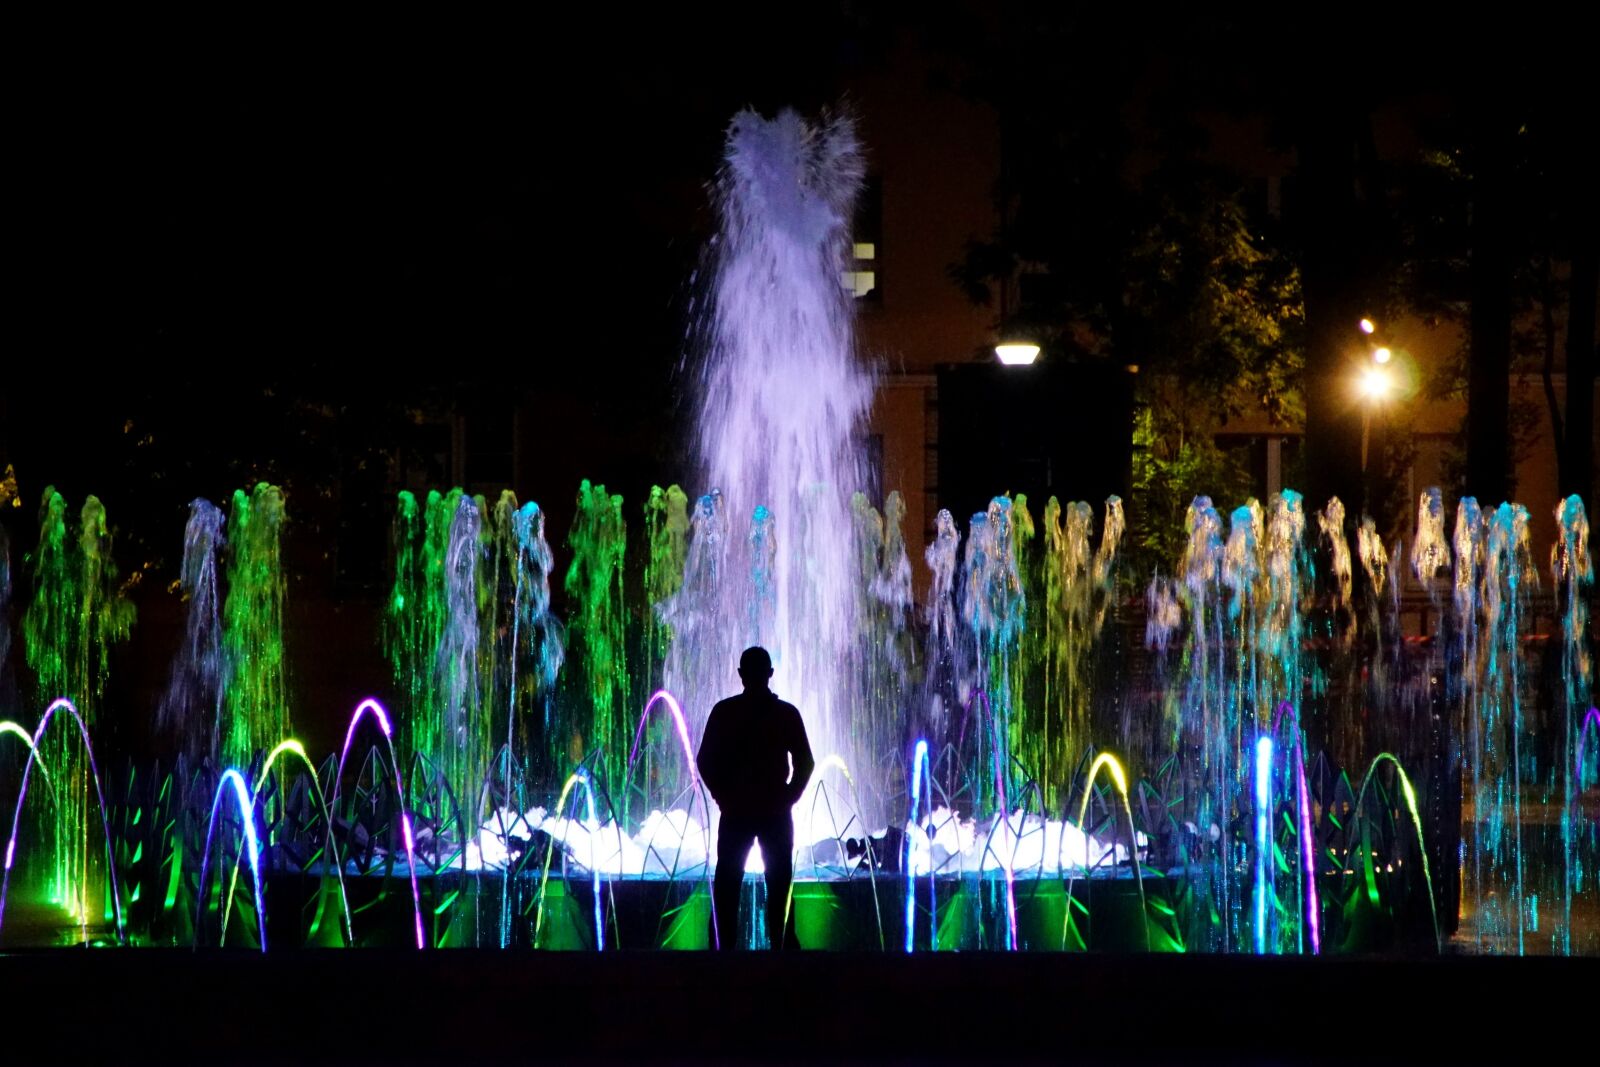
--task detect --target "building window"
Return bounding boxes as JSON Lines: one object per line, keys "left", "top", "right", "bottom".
{"left": 842, "top": 242, "right": 878, "bottom": 298}
{"left": 841, "top": 176, "right": 882, "bottom": 302}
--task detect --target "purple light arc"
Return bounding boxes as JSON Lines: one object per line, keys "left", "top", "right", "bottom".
{"left": 196, "top": 768, "right": 267, "bottom": 951}
{"left": 331, "top": 698, "right": 426, "bottom": 950}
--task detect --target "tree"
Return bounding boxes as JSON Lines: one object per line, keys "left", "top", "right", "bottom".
{"left": 1392, "top": 98, "right": 1598, "bottom": 508}
{"left": 947, "top": 17, "right": 1303, "bottom": 575}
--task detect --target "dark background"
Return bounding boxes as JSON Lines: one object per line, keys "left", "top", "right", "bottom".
{"left": 936, "top": 362, "right": 1135, "bottom": 524}
{"left": 1, "top": 9, "right": 919, "bottom": 752}
{"left": 3, "top": 8, "right": 1595, "bottom": 755}
{"left": 4, "top": 12, "right": 902, "bottom": 581}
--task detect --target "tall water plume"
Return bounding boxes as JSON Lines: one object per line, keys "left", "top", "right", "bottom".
{"left": 221, "top": 483, "right": 288, "bottom": 763}
{"left": 682, "top": 107, "right": 873, "bottom": 779}
{"left": 508, "top": 500, "right": 563, "bottom": 779}
{"left": 159, "top": 499, "right": 226, "bottom": 759}
{"left": 1032, "top": 496, "right": 1123, "bottom": 803}
{"left": 437, "top": 494, "right": 483, "bottom": 815}
{"left": 1466, "top": 501, "right": 1535, "bottom": 950}
{"left": 851, "top": 490, "right": 913, "bottom": 800}
{"left": 922, "top": 508, "right": 963, "bottom": 746}
{"left": 383, "top": 490, "right": 425, "bottom": 728}
{"left": 962, "top": 497, "right": 1026, "bottom": 813}
{"left": 21, "top": 488, "right": 134, "bottom": 924}
{"left": 1319, "top": 497, "right": 1353, "bottom": 641}
{"left": 1223, "top": 499, "right": 1265, "bottom": 734}
{"left": 1178, "top": 496, "right": 1232, "bottom": 947}
{"left": 1552, "top": 495, "right": 1594, "bottom": 953}
{"left": 643, "top": 486, "right": 689, "bottom": 673}
{"left": 564, "top": 481, "right": 628, "bottom": 785}
{"left": 1262, "top": 491, "right": 1310, "bottom": 727}
{"left": 659, "top": 492, "right": 734, "bottom": 755}
{"left": 386, "top": 488, "right": 458, "bottom": 765}
{"left": 925, "top": 509, "right": 961, "bottom": 666}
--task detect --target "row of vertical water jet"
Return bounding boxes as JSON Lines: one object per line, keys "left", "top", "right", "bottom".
{"left": 161, "top": 484, "right": 290, "bottom": 764}
{"left": 372, "top": 478, "right": 913, "bottom": 826}
{"left": 1400, "top": 490, "right": 1595, "bottom": 953}
{"left": 375, "top": 477, "right": 1133, "bottom": 831}
{"left": 0, "top": 482, "right": 290, "bottom": 935}
{"left": 0, "top": 470, "right": 1591, "bottom": 953}
{"left": 1138, "top": 486, "right": 1596, "bottom": 954}
{"left": 1148, "top": 492, "right": 1316, "bottom": 950}
{"left": 382, "top": 488, "right": 564, "bottom": 847}
{"left": 915, "top": 494, "right": 1126, "bottom": 818}
{"left": 15, "top": 487, "right": 135, "bottom": 927}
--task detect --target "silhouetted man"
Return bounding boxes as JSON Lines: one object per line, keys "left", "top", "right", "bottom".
{"left": 697, "top": 646, "right": 814, "bottom": 949}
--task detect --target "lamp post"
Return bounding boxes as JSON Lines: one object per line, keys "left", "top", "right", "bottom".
{"left": 1358, "top": 362, "right": 1392, "bottom": 512}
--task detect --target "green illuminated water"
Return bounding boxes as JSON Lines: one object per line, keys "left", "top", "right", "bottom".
{"left": 565, "top": 480, "right": 629, "bottom": 787}
{"left": 383, "top": 490, "right": 429, "bottom": 761}
{"left": 221, "top": 484, "right": 288, "bottom": 764}
{"left": 21, "top": 489, "right": 134, "bottom": 924}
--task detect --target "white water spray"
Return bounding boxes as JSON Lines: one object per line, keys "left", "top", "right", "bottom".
{"left": 676, "top": 107, "right": 874, "bottom": 777}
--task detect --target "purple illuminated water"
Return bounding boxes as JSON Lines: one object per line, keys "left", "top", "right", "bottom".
{"left": 671, "top": 107, "right": 874, "bottom": 800}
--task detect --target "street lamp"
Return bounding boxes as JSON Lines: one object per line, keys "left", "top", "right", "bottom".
{"left": 1359, "top": 365, "right": 1392, "bottom": 403}
{"left": 995, "top": 342, "right": 1041, "bottom": 366}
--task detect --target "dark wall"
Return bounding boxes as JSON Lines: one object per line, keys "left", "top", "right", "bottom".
{"left": 935, "top": 361, "right": 1134, "bottom": 523}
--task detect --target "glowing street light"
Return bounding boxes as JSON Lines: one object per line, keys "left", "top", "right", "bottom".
{"left": 1359, "top": 317, "right": 1377, "bottom": 335}
{"left": 995, "top": 342, "right": 1040, "bottom": 366}
{"left": 1373, "top": 346, "right": 1392, "bottom": 364}
{"left": 1359, "top": 365, "right": 1392, "bottom": 400}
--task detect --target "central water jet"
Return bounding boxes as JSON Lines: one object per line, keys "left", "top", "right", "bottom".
{"left": 672, "top": 107, "right": 875, "bottom": 804}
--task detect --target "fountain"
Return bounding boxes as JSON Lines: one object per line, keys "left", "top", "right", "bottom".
{"left": 221, "top": 484, "right": 288, "bottom": 764}
{"left": 0, "top": 109, "right": 1595, "bottom": 959}
{"left": 673, "top": 107, "right": 876, "bottom": 801}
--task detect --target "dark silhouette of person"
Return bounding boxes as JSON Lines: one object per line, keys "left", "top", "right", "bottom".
{"left": 696, "top": 645, "right": 814, "bottom": 949}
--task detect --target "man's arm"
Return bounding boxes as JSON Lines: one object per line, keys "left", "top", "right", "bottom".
{"left": 697, "top": 708, "right": 727, "bottom": 806}
{"left": 784, "top": 705, "right": 815, "bottom": 806}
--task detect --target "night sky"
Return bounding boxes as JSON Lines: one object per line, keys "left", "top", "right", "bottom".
{"left": 3, "top": 9, "right": 1590, "bottom": 586}
{"left": 4, "top": 13, "right": 902, "bottom": 580}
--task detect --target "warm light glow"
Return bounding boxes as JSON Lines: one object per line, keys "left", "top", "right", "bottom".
{"left": 1359, "top": 366, "right": 1392, "bottom": 400}
{"left": 1359, "top": 317, "right": 1377, "bottom": 334}
{"left": 995, "top": 343, "right": 1040, "bottom": 366}
{"left": 1373, "top": 346, "right": 1392, "bottom": 364}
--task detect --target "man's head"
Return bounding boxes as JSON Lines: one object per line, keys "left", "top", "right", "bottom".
{"left": 737, "top": 646, "right": 774, "bottom": 691}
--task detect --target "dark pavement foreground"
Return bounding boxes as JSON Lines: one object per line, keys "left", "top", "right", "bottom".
{"left": 0, "top": 949, "right": 1590, "bottom": 1065}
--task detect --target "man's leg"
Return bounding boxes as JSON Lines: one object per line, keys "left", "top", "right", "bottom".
{"left": 757, "top": 815, "right": 799, "bottom": 950}
{"left": 713, "top": 815, "right": 755, "bottom": 950}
